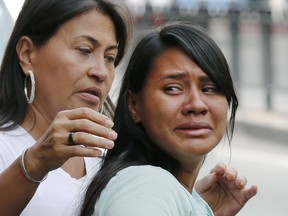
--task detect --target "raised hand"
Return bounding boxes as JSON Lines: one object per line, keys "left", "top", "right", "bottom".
{"left": 25, "top": 107, "right": 117, "bottom": 179}
{"left": 195, "top": 163, "right": 258, "bottom": 216}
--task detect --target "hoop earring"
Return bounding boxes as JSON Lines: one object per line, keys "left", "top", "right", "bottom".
{"left": 24, "top": 70, "right": 35, "bottom": 104}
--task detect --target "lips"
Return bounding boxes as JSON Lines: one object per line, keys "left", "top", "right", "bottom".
{"left": 78, "top": 87, "right": 102, "bottom": 104}
{"left": 175, "top": 122, "right": 213, "bottom": 137}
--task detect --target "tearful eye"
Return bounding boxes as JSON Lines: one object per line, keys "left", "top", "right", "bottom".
{"left": 202, "top": 86, "right": 218, "bottom": 93}
{"left": 164, "top": 85, "right": 182, "bottom": 95}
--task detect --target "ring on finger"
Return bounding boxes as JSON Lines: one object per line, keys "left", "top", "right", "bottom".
{"left": 68, "top": 132, "right": 76, "bottom": 145}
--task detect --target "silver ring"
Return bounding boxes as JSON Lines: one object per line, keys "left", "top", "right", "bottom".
{"left": 68, "top": 132, "right": 76, "bottom": 145}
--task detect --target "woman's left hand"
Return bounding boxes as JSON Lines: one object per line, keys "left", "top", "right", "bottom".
{"left": 195, "top": 163, "right": 258, "bottom": 216}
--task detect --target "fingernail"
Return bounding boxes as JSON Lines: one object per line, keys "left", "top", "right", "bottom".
{"left": 108, "top": 130, "right": 117, "bottom": 140}
{"left": 105, "top": 119, "right": 114, "bottom": 128}
{"left": 94, "top": 147, "right": 106, "bottom": 156}
{"left": 105, "top": 140, "right": 114, "bottom": 148}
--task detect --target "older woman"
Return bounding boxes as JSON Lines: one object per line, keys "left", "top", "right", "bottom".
{"left": 0, "top": 0, "right": 132, "bottom": 215}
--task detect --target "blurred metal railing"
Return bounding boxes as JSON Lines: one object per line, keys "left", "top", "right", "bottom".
{"left": 129, "top": 0, "right": 288, "bottom": 113}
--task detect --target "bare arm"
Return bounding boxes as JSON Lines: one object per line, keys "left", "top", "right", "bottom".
{"left": 0, "top": 108, "right": 116, "bottom": 215}
{"left": 0, "top": 156, "right": 41, "bottom": 216}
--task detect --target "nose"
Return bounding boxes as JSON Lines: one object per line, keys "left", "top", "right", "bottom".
{"left": 182, "top": 90, "right": 208, "bottom": 115}
{"left": 87, "top": 58, "right": 109, "bottom": 81}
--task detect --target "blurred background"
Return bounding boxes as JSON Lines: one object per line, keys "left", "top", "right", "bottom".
{"left": 1, "top": 0, "right": 288, "bottom": 215}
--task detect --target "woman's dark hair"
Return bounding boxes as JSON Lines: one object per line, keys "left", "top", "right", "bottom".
{"left": 81, "top": 21, "right": 238, "bottom": 215}
{"left": 0, "top": 0, "right": 133, "bottom": 130}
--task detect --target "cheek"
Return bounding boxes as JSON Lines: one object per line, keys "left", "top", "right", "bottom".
{"left": 139, "top": 99, "right": 175, "bottom": 143}
{"left": 103, "top": 72, "right": 115, "bottom": 94}
{"left": 213, "top": 101, "right": 229, "bottom": 135}
{"left": 37, "top": 67, "right": 77, "bottom": 96}
{"left": 34, "top": 51, "right": 75, "bottom": 86}
{"left": 108, "top": 71, "right": 115, "bottom": 85}
{"left": 139, "top": 93, "right": 171, "bottom": 124}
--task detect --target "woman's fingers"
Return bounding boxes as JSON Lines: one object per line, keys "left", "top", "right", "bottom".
{"left": 224, "top": 167, "right": 238, "bottom": 181}
{"left": 234, "top": 176, "right": 247, "bottom": 189}
{"left": 63, "top": 107, "right": 114, "bottom": 128}
{"left": 65, "top": 118, "right": 117, "bottom": 143}
{"left": 31, "top": 107, "right": 117, "bottom": 171}
{"left": 68, "top": 132, "right": 115, "bottom": 150}
{"left": 210, "top": 162, "right": 227, "bottom": 175}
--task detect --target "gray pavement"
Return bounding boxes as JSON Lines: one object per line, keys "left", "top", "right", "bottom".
{"left": 236, "top": 108, "right": 288, "bottom": 144}
{"left": 198, "top": 126, "right": 288, "bottom": 216}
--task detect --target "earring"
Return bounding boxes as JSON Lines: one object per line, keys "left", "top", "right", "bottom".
{"left": 133, "top": 114, "right": 138, "bottom": 122}
{"left": 24, "top": 70, "right": 35, "bottom": 104}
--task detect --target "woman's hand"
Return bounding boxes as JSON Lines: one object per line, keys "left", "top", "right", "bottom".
{"left": 25, "top": 107, "right": 117, "bottom": 179}
{"left": 195, "top": 163, "right": 258, "bottom": 216}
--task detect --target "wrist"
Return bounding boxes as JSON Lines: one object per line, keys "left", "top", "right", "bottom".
{"left": 20, "top": 148, "right": 48, "bottom": 184}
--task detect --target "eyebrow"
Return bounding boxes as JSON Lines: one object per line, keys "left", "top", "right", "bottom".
{"left": 198, "top": 75, "right": 212, "bottom": 83}
{"left": 159, "top": 72, "right": 188, "bottom": 81}
{"left": 160, "top": 72, "right": 213, "bottom": 83}
{"left": 75, "top": 35, "right": 119, "bottom": 51}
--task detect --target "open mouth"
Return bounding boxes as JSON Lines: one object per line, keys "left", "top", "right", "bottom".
{"left": 79, "top": 87, "right": 102, "bottom": 104}
{"left": 175, "top": 122, "right": 212, "bottom": 137}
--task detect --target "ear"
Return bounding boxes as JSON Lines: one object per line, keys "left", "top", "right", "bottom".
{"left": 16, "top": 36, "right": 34, "bottom": 75}
{"left": 128, "top": 90, "right": 141, "bottom": 123}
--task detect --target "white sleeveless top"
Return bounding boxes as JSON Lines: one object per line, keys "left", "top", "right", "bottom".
{"left": 0, "top": 125, "right": 101, "bottom": 216}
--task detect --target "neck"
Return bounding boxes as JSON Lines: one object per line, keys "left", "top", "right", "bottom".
{"left": 21, "top": 105, "right": 50, "bottom": 140}
{"left": 177, "top": 163, "right": 202, "bottom": 193}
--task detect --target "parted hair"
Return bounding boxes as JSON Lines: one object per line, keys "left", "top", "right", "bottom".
{"left": 0, "top": 0, "right": 133, "bottom": 130}
{"left": 80, "top": 21, "right": 238, "bottom": 215}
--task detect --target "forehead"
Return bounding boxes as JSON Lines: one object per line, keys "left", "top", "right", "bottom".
{"left": 55, "top": 9, "right": 117, "bottom": 44}
{"left": 148, "top": 47, "right": 209, "bottom": 81}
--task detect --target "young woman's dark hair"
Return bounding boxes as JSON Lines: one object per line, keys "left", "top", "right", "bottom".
{"left": 0, "top": 0, "right": 133, "bottom": 130}
{"left": 81, "top": 21, "right": 238, "bottom": 215}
